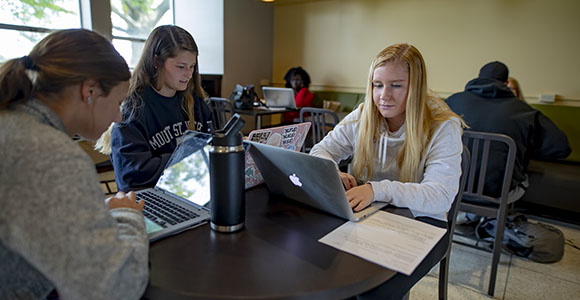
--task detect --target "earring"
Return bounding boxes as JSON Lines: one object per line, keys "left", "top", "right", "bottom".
{"left": 87, "top": 96, "right": 93, "bottom": 104}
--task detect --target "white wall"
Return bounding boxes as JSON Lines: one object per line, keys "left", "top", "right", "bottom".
{"left": 175, "top": 0, "right": 224, "bottom": 75}
{"left": 273, "top": 0, "right": 580, "bottom": 103}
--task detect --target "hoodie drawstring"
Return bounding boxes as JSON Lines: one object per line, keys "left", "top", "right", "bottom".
{"left": 378, "top": 133, "right": 388, "bottom": 167}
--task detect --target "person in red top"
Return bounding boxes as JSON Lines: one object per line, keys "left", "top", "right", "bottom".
{"left": 283, "top": 66, "right": 314, "bottom": 123}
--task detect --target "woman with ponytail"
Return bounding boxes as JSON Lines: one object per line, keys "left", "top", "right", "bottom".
{"left": 96, "top": 25, "right": 214, "bottom": 193}
{"left": 0, "top": 29, "right": 148, "bottom": 299}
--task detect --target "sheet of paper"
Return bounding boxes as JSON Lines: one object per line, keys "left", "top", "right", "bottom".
{"left": 319, "top": 210, "right": 447, "bottom": 275}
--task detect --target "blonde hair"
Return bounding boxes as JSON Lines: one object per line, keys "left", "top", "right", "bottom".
{"left": 352, "top": 43, "right": 463, "bottom": 183}
{"left": 95, "top": 25, "right": 206, "bottom": 154}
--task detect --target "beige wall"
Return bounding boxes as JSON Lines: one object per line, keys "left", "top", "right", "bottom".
{"left": 273, "top": 0, "right": 580, "bottom": 103}
{"left": 223, "top": 0, "right": 274, "bottom": 98}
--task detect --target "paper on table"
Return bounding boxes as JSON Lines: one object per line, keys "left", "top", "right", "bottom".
{"left": 319, "top": 210, "right": 447, "bottom": 275}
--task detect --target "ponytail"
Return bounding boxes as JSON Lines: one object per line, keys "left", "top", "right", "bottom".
{"left": 0, "top": 56, "right": 36, "bottom": 109}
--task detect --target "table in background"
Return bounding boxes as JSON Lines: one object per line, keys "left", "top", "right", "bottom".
{"left": 145, "top": 186, "right": 414, "bottom": 300}
{"left": 233, "top": 107, "right": 299, "bottom": 130}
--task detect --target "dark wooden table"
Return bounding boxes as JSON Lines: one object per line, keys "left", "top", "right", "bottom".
{"left": 233, "top": 107, "right": 299, "bottom": 129}
{"left": 145, "top": 186, "right": 410, "bottom": 300}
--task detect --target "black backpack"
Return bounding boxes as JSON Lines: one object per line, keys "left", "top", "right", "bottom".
{"left": 476, "top": 214, "right": 565, "bottom": 263}
{"left": 230, "top": 84, "right": 259, "bottom": 110}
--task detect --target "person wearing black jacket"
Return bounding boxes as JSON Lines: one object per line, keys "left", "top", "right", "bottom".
{"left": 96, "top": 25, "right": 214, "bottom": 192}
{"left": 446, "top": 61, "right": 570, "bottom": 200}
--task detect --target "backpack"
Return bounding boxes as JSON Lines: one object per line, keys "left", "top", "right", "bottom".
{"left": 230, "top": 84, "right": 259, "bottom": 110}
{"left": 475, "top": 214, "right": 565, "bottom": 263}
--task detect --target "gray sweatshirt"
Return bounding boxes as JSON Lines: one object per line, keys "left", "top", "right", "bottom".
{"left": 310, "top": 105, "right": 463, "bottom": 221}
{"left": 0, "top": 99, "right": 149, "bottom": 299}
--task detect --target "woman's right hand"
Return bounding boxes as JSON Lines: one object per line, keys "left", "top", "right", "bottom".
{"left": 106, "top": 191, "right": 144, "bottom": 212}
{"left": 339, "top": 171, "right": 358, "bottom": 190}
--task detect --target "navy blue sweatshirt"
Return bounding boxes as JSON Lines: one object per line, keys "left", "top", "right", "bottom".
{"left": 111, "top": 86, "right": 214, "bottom": 192}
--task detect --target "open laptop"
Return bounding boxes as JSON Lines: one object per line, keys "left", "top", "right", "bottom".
{"left": 135, "top": 131, "right": 212, "bottom": 242}
{"left": 244, "top": 122, "right": 311, "bottom": 189}
{"left": 246, "top": 141, "right": 387, "bottom": 221}
{"left": 262, "top": 87, "right": 296, "bottom": 109}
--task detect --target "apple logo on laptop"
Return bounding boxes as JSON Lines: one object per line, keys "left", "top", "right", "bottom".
{"left": 289, "top": 173, "right": 302, "bottom": 187}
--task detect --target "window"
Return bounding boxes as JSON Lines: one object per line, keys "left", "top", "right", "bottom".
{"left": 0, "top": 0, "right": 81, "bottom": 62}
{"left": 110, "top": 0, "right": 173, "bottom": 68}
{"left": 0, "top": 0, "right": 174, "bottom": 67}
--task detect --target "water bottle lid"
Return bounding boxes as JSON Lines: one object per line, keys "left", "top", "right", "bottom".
{"left": 212, "top": 113, "right": 245, "bottom": 146}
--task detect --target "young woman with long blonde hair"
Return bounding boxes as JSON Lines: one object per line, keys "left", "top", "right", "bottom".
{"left": 311, "top": 43, "right": 464, "bottom": 221}
{"left": 310, "top": 42, "right": 465, "bottom": 300}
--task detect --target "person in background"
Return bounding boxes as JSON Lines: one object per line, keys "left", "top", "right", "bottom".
{"left": 446, "top": 61, "right": 570, "bottom": 201}
{"left": 283, "top": 66, "right": 314, "bottom": 123}
{"left": 310, "top": 43, "right": 465, "bottom": 299}
{"left": 0, "top": 29, "right": 148, "bottom": 299}
{"left": 96, "top": 25, "right": 214, "bottom": 192}
{"left": 507, "top": 76, "right": 525, "bottom": 101}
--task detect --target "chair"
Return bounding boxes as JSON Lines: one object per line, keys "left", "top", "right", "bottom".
{"left": 455, "top": 130, "right": 517, "bottom": 297}
{"left": 209, "top": 97, "right": 234, "bottom": 131}
{"left": 299, "top": 107, "right": 339, "bottom": 152}
{"left": 76, "top": 139, "right": 117, "bottom": 195}
{"left": 438, "top": 145, "right": 470, "bottom": 300}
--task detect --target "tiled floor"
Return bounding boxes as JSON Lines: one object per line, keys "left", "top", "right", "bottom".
{"left": 410, "top": 216, "right": 580, "bottom": 299}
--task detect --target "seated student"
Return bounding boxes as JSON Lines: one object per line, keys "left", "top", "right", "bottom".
{"left": 446, "top": 61, "right": 570, "bottom": 201}
{"left": 507, "top": 76, "right": 525, "bottom": 101}
{"left": 310, "top": 43, "right": 464, "bottom": 299}
{"left": 282, "top": 66, "right": 314, "bottom": 123}
{"left": 0, "top": 29, "right": 148, "bottom": 299}
{"left": 96, "top": 25, "right": 214, "bottom": 192}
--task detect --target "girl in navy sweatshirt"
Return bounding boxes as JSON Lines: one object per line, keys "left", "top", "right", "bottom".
{"left": 97, "top": 25, "right": 214, "bottom": 192}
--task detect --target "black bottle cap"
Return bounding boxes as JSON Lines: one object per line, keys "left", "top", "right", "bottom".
{"left": 211, "top": 113, "right": 245, "bottom": 147}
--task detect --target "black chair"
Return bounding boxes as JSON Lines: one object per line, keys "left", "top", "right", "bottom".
{"left": 438, "top": 145, "right": 470, "bottom": 300}
{"left": 455, "top": 130, "right": 517, "bottom": 296}
{"left": 209, "top": 97, "right": 234, "bottom": 131}
{"left": 299, "top": 107, "right": 339, "bottom": 152}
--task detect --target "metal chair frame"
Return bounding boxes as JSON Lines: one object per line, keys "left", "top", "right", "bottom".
{"left": 455, "top": 130, "right": 517, "bottom": 296}
{"left": 209, "top": 97, "right": 234, "bottom": 131}
{"left": 299, "top": 107, "right": 339, "bottom": 152}
{"left": 438, "top": 146, "right": 470, "bottom": 300}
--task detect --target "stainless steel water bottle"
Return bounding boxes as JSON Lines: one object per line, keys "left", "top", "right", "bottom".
{"left": 209, "top": 113, "right": 246, "bottom": 233}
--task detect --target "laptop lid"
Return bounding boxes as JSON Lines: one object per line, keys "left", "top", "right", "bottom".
{"left": 244, "top": 122, "right": 311, "bottom": 189}
{"left": 139, "top": 131, "right": 212, "bottom": 242}
{"left": 246, "top": 141, "right": 386, "bottom": 222}
{"left": 156, "top": 133, "right": 212, "bottom": 207}
{"left": 262, "top": 87, "right": 296, "bottom": 109}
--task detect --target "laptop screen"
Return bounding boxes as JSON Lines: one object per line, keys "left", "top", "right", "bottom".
{"left": 262, "top": 87, "right": 296, "bottom": 108}
{"left": 155, "top": 133, "right": 212, "bottom": 207}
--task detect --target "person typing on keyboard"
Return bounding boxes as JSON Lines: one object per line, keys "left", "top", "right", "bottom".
{"left": 0, "top": 29, "right": 149, "bottom": 299}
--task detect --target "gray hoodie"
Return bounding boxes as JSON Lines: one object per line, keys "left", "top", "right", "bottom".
{"left": 0, "top": 99, "right": 149, "bottom": 299}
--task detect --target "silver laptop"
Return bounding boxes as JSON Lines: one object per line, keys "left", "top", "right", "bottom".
{"left": 246, "top": 141, "right": 387, "bottom": 221}
{"left": 136, "top": 131, "right": 212, "bottom": 242}
{"left": 262, "top": 87, "right": 296, "bottom": 109}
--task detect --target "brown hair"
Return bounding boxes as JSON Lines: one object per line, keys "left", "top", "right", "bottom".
{"left": 0, "top": 29, "right": 130, "bottom": 110}
{"left": 95, "top": 25, "right": 205, "bottom": 154}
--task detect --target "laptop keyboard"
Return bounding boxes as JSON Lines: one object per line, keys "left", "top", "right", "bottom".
{"left": 137, "top": 191, "right": 200, "bottom": 228}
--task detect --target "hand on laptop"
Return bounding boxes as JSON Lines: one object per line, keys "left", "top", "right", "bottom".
{"left": 346, "top": 183, "right": 374, "bottom": 212}
{"left": 106, "top": 191, "right": 145, "bottom": 212}
{"left": 339, "top": 172, "right": 358, "bottom": 190}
